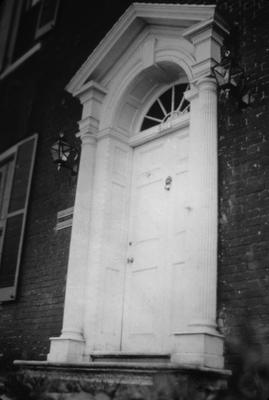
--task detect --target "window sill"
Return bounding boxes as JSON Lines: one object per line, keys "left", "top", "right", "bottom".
{"left": 0, "top": 42, "right": 41, "bottom": 80}
{"left": 0, "top": 285, "right": 16, "bottom": 302}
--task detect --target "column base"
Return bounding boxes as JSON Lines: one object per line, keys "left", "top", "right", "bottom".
{"left": 47, "top": 336, "right": 85, "bottom": 363}
{"left": 171, "top": 331, "right": 224, "bottom": 369}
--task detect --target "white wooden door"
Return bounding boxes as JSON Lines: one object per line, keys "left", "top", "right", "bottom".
{"left": 121, "top": 129, "right": 189, "bottom": 352}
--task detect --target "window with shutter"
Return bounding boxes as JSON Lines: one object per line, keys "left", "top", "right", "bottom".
{"left": 0, "top": 0, "right": 60, "bottom": 76}
{"left": 0, "top": 0, "right": 17, "bottom": 70}
{"left": 35, "top": 0, "right": 60, "bottom": 39}
{"left": 0, "top": 134, "right": 38, "bottom": 301}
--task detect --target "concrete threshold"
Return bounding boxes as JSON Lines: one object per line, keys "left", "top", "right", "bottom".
{"left": 14, "top": 359, "right": 231, "bottom": 376}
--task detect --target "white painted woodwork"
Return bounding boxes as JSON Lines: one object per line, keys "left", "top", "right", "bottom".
{"left": 81, "top": 133, "right": 131, "bottom": 355}
{"left": 169, "top": 78, "right": 224, "bottom": 368}
{"left": 189, "top": 78, "right": 219, "bottom": 332}
{"left": 95, "top": 138, "right": 131, "bottom": 351}
{"left": 49, "top": 2, "right": 228, "bottom": 369}
{"left": 49, "top": 84, "right": 106, "bottom": 362}
{"left": 48, "top": 131, "right": 97, "bottom": 362}
{"left": 122, "top": 128, "right": 189, "bottom": 353}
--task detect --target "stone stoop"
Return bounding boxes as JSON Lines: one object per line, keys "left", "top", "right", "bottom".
{"left": 7, "top": 360, "right": 231, "bottom": 400}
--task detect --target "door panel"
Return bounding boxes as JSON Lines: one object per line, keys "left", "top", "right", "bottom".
{"left": 97, "top": 141, "right": 131, "bottom": 351}
{"left": 122, "top": 129, "right": 189, "bottom": 353}
{"left": 167, "top": 132, "right": 189, "bottom": 334}
{"left": 129, "top": 266, "right": 159, "bottom": 334}
{"left": 122, "top": 138, "right": 167, "bottom": 351}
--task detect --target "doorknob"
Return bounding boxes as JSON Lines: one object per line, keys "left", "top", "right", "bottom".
{"left": 165, "top": 176, "right": 172, "bottom": 190}
{"left": 127, "top": 257, "right": 134, "bottom": 264}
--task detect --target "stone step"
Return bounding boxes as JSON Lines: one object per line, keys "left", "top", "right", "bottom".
{"left": 90, "top": 352, "right": 171, "bottom": 364}
{"left": 12, "top": 360, "right": 231, "bottom": 400}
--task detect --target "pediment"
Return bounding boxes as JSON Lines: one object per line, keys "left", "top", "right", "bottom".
{"left": 66, "top": 3, "right": 222, "bottom": 96}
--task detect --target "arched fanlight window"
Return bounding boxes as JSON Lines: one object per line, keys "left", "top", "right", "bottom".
{"left": 141, "top": 83, "right": 190, "bottom": 131}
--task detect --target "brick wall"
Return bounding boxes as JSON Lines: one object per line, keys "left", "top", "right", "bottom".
{"left": 0, "top": 93, "right": 80, "bottom": 369}
{"left": 215, "top": 0, "right": 269, "bottom": 370}
{"left": 0, "top": 22, "right": 81, "bottom": 367}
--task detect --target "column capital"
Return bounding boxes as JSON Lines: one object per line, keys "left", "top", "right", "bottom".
{"left": 183, "top": 18, "right": 228, "bottom": 80}
{"left": 78, "top": 132, "right": 96, "bottom": 146}
{"left": 74, "top": 80, "right": 107, "bottom": 105}
{"left": 77, "top": 117, "right": 97, "bottom": 144}
{"left": 197, "top": 76, "right": 218, "bottom": 92}
{"left": 75, "top": 81, "right": 107, "bottom": 123}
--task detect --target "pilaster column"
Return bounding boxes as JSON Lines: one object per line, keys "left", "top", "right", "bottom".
{"left": 64, "top": 131, "right": 97, "bottom": 331}
{"left": 171, "top": 77, "right": 223, "bottom": 369}
{"left": 48, "top": 81, "right": 106, "bottom": 363}
{"left": 189, "top": 77, "right": 218, "bottom": 332}
{"left": 48, "top": 127, "right": 96, "bottom": 362}
{"left": 82, "top": 134, "right": 112, "bottom": 355}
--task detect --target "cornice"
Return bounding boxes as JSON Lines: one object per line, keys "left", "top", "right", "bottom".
{"left": 66, "top": 3, "right": 219, "bottom": 96}
{"left": 183, "top": 17, "right": 229, "bottom": 44}
{"left": 74, "top": 80, "right": 107, "bottom": 104}
{"left": 66, "top": 4, "right": 142, "bottom": 95}
{"left": 132, "top": 3, "right": 217, "bottom": 23}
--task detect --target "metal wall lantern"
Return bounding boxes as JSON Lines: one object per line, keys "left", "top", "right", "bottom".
{"left": 50, "top": 132, "right": 79, "bottom": 175}
{"left": 212, "top": 47, "right": 254, "bottom": 109}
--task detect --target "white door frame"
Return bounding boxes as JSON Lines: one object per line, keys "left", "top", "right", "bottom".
{"left": 48, "top": 3, "right": 228, "bottom": 369}
{"left": 122, "top": 119, "right": 191, "bottom": 353}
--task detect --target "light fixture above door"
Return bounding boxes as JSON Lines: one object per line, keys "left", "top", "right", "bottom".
{"left": 50, "top": 132, "right": 79, "bottom": 175}
{"left": 212, "top": 38, "right": 254, "bottom": 109}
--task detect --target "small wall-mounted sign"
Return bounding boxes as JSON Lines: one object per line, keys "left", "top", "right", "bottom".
{"left": 55, "top": 207, "right": 74, "bottom": 231}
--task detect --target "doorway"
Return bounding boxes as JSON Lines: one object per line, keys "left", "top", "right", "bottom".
{"left": 121, "top": 126, "right": 189, "bottom": 353}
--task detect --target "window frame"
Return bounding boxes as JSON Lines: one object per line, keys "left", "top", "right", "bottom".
{"left": 141, "top": 83, "right": 190, "bottom": 132}
{"left": 35, "top": 0, "right": 61, "bottom": 39}
{"left": 0, "top": 0, "right": 60, "bottom": 78}
{"left": 0, "top": 134, "right": 38, "bottom": 302}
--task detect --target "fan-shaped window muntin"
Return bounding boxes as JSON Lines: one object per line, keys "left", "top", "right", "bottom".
{"left": 141, "top": 83, "right": 190, "bottom": 131}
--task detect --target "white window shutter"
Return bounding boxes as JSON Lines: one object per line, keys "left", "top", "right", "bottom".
{"left": 0, "top": 134, "right": 38, "bottom": 301}
{"left": 35, "top": 0, "right": 60, "bottom": 39}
